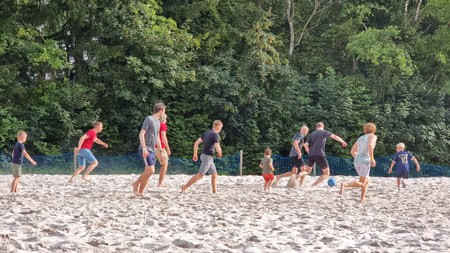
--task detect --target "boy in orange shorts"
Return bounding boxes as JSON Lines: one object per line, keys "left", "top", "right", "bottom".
{"left": 260, "top": 148, "right": 275, "bottom": 191}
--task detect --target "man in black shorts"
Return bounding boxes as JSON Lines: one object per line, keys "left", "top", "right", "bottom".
{"left": 299, "top": 122, "right": 347, "bottom": 187}
{"left": 274, "top": 125, "right": 309, "bottom": 186}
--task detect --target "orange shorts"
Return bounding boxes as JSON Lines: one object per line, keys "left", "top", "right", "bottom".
{"left": 262, "top": 174, "right": 275, "bottom": 182}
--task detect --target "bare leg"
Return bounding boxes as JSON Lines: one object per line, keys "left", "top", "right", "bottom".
{"left": 276, "top": 167, "right": 298, "bottom": 182}
{"left": 158, "top": 163, "right": 168, "bottom": 186}
{"left": 396, "top": 177, "right": 401, "bottom": 192}
{"left": 267, "top": 179, "right": 275, "bottom": 190}
{"left": 312, "top": 168, "right": 330, "bottom": 187}
{"left": 68, "top": 166, "right": 86, "bottom": 183}
{"left": 361, "top": 177, "right": 369, "bottom": 203}
{"left": 137, "top": 166, "right": 155, "bottom": 196}
{"left": 11, "top": 177, "right": 19, "bottom": 192}
{"left": 82, "top": 161, "right": 99, "bottom": 181}
{"left": 181, "top": 174, "right": 203, "bottom": 193}
{"left": 211, "top": 173, "right": 218, "bottom": 193}
{"left": 298, "top": 166, "right": 310, "bottom": 186}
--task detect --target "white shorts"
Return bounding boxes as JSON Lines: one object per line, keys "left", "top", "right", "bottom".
{"left": 354, "top": 163, "right": 370, "bottom": 177}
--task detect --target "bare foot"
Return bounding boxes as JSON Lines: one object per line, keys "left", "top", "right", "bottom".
{"left": 132, "top": 182, "right": 139, "bottom": 196}
{"left": 157, "top": 183, "right": 166, "bottom": 187}
{"left": 339, "top": 183, "right": 345, "bottom": 196}
{"left": 82, "top": 176, "right": 92, "bottom": 183}
{"left": 68, "top": 178, "right": 74, "bottom": 184}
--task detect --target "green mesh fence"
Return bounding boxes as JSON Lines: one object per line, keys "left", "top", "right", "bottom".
{"left": 272, "top": 155, "right": 450, "bottom": 178}
{"left": 0, "top": 152, "right": 241, "bottom": 176}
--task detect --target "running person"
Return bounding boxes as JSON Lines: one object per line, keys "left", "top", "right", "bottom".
{"left": 181, "top": 120, "right": 223, "bottom": 193}
{"left": 274, "top": 125, "right": 309, "bottom": 186}
{"left": 388, "top": 143, "right": 421, "bottom": 191}
{"left": 132, "top": 103, "right": 165, "bottom": 196}
{"left": 339, "top": 123, "right": 377, "bottom": 202}
{"left": 299, "top": 122, "right": 347, "bottom": 187}
{"left": 68, "top": 122, "right": 108, "bottom": 183}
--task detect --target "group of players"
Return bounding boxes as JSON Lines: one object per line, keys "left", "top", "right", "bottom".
{"left": 9, "top": 102, "right": 421, "bottom": 201}
{"left": 259, "top": 122, "right": 421, "bottom": 202}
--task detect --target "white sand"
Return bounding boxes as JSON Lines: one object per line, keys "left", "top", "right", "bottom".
{"left": 0, "top": 175, "right": 449, "bottom": 252}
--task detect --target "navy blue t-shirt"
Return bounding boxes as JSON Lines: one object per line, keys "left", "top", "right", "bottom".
{"left": 393, "top": 151, "right": 414, "bottom": 171}
{"left": 201, "top": 130, "right": 220, "bottom": 156}
{"left": 12, "top": 142, "right": 25, "bottom": 164}
{"left": 306, "top": 130, "right": 332, "bottom": 156}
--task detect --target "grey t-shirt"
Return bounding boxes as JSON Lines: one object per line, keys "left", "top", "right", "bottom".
{"left": 141, "top": 115, "right": 160, "bottom": 152}
{"left": 201, "top": 130, "right": 220, "bottom": 156}
{"left": 306, "top": 130, "right": 332, "bottom": 156}
{"left": 289, "top": 133, "right": 305, "bottom": 157}
{"left": 260, "top": 157, "right": 273, "bottom": 174}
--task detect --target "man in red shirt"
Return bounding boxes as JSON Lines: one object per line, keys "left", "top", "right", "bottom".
{"left": 68, "top": 122, "right": 108, "bottom": 183}
{"left": 156, "top": 113, "right": 171, "bottom": 186}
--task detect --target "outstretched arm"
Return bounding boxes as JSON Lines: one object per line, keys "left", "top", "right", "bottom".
{"left": 94, "top": 137, "right": 108, "bottom": 148}
{"left": 330, "top": 134, "right": 347, "bottom": 148}
{"left": 23, "top": 150, "right": 37, "bottom": 166}
{"left": 193, "top": 138, "right": 203, "bottom": 161}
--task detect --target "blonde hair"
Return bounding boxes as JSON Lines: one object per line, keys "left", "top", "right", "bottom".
{"left": 213, "top": 120, "right": 223, "bottom": 128}
{"left": 264, "top": 148, "right": 272, "bottom": 156}
{"left": 93, "top": 122, "right": 103, "bottom": 128}
{"left": 397, "top": 143, "right": 405, "bottom": 150}
{"left": 316, "top": 122, "right": 324, "bottom": 128}
{"left": 363, "top": 123, "right": 377, "bottom": 134}
{"left": 17, "top": 131, "right": 27, "bottom": 138}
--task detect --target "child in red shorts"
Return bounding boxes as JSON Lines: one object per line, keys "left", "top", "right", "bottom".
{"left": 259, "top": 148, "right": 275, "bottom": 191}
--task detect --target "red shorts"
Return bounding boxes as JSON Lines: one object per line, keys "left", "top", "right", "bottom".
{"left": 262, "top": 174, "right": 275, "bottom": 182}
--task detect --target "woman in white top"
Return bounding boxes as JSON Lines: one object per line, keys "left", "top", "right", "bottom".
{"left": 339, "top": 123, "right": 377, "bottom": 203}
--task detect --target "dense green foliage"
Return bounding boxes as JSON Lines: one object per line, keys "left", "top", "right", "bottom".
{"left": 1, "top": 0, "right": 449, "bottom": 173}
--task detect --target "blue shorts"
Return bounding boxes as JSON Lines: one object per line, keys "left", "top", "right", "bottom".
{"left": 77, "top": 149, "right": 97, "bottom": 167}
{"left": 140, "top": 148, "right": 156, "bottom": 167}
{"left": 396, "top": 168, "right": 409, "bottom": 179}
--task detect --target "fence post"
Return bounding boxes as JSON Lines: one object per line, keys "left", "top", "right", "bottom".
{"left": 239, "top": 150, "right": 243, "bottom": 176}
{"left": 313, "top": 163, "right": 316, "bottom": 176}
{"left": 73, "top": 147, "right": 77, "bottom": 172}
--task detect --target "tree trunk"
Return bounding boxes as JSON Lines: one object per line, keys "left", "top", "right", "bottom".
{"left": 286, "top": 0, "right": 295, "bottom": 57}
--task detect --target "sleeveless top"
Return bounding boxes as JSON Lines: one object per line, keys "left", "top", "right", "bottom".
{"left": 354, "top": 134, "right": 375, "bottom": 165}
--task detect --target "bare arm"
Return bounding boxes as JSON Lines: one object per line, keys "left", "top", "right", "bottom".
{"left": 139, "top": 129, "right": 149, "bottom": 157}
{"left": 269, "top": 162, "right": 274, "bottom": 172}
{"left": 193, "top": 138, "right": 203, "bottom": 161}
{"left": 350, "top": 142, "right": 358, "bottom": 158}
{"left": 368, "top": 135, "right": 377, "bottom": 167}
{"left": 293, "top": 140, "right": 302, "bottom": 158}
{"left": 303, "top": 143, "right": 310, "bottom": 154}
{"left": 412, "top": 157, "right": 421, "bottom": 172}
{"left": 94, "top": 137, "right": 108, "bottom": 148}
{"left": 388, "top": 161, "right": 395, "bottom": 174}
{"left": 161, "top": 131, "right": 171, "bottom": 155}
{"left": 23, "top": 150, "right": 37, "bottom": 166}
{"left": 215, "top": 142, "right": 222, "bottom": 158}
{"left": 74, "top": 134, "right": 88, "bottom": 154}
{"left": 330, "top": 134, "right": 347, "bottom": 148}
{"left": 259, "top": 162, "right": 263, "bottom": 169}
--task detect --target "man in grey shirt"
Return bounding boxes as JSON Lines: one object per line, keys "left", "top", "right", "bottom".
{"left": 132, "top": 103, "right": 165, "bottom": 196}
{"left": 299, "top": 122, "right": 347, "bottom": 187}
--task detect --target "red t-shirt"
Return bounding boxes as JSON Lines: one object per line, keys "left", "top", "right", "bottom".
{"left": 80, "top": 129, "right": 97, "bottom": 150}
{"left": 156, "top": 122, "right": 167, "bottom": 149}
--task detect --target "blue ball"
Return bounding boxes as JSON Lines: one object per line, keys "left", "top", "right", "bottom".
{"left": 327, "top": 177, "right": 336, "bottom": 187}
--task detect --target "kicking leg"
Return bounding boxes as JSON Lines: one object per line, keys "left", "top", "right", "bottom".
{"left": 312, "top": 167, "right": 330, "bottom": 187}
{"left": 181, "top": 174, "right": 204, "bottom": 193}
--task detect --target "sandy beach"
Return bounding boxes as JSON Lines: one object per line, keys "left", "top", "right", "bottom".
{"left": 0, "top": 174, "right": 449, "bottom": 252}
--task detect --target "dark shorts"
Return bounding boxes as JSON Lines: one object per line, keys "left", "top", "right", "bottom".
{"left": 140, "top": 148, "right": 156, "bottom": 167}
{"left": 396, "top": 168, "right": 409, "bottom": 179}
{"left": 262, "top": 174, "right": 275, "bottom": 182}
{"left": 307, "top": 156, "right": 329, "bottom": 170}
{"left": 290, "top": 156, "right": 305, "bottom": 168}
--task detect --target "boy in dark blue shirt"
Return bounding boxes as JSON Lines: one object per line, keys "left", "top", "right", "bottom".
{"left": 388, "top": 143, "right": 421, "bottom": 191}
{"left": 11, "top": 131, "right": 37, "bottom": 192}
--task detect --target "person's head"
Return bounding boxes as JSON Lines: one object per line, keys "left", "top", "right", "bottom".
{"left": 160, "top": 113, "right": 168, "bottom": 123}
{"left": 93, "top": 122, "right": 103, "bottom": 133}
{"left": 17, "top": 131, "right": 27, "bottom": 142}
{"left": 264, "top": 148, "right": 272, "bottom": 157}
{"left": 363, "top": 123, "right": 376, "bottom": 134}
{"left": 316, "top": 122, "right": 324, "bottom": 130}
{"left": 153, "top": 103, "right": 166, "bottom": 117}
{"left": 300, "top": 125, "right": 309, "bottom": 135}
{"left": 212, "top": 120, "right": 223, "bottom": 132}
{"left": 396, "top": 143, "right": 405, "bottom": 152}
